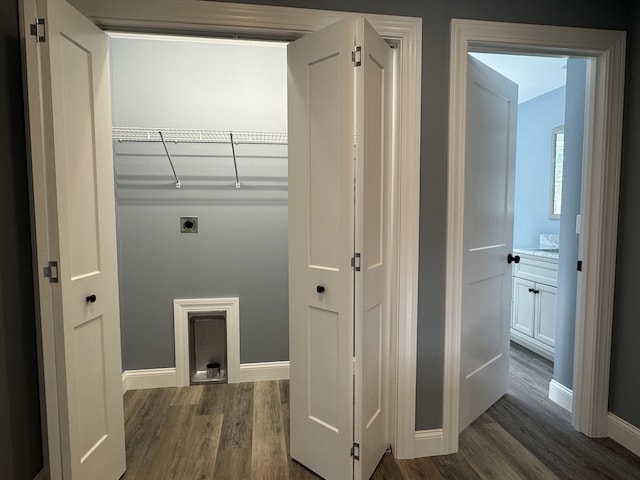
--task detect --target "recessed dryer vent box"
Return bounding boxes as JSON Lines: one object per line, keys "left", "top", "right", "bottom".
{"left": 180, "top": 216, "right": 198, "bottom": 233}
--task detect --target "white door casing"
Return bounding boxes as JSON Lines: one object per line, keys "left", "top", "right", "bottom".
{"left": 288, "top": 17, "right": 356, "bottom": 480}
{"left": 446, "top": 19, "right": 625, "bottom": 453}
{"left": 354, "top": 18, "right": 393, "bottom": 480}
{"left": 459, "top": 56, "right": 518, "bottom": 432}
{"left": 288, "top": 17, "right": 392, "bottom": 479}
{"left": 21, "top": 0, "right": 126, "bottom": 477}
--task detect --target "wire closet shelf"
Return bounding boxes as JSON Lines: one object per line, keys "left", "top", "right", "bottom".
{"left": 112, "top": 127, "right": 288, "bottom": 145}
{"left": 112, "top": 127, "right": 288, "bottom": 189}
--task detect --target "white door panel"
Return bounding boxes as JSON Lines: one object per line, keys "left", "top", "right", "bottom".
{"left": 460, "top": 56, "right": 518, "bottom": 432}
{"left": 354, "top": 18, "right": 392, "bottom": 480}
{"left": 24, "top": 0, "right": 126, "bottom": 477}
{"left": 289, "top": 17, "right": 391, "bottom": 480}
{"left": 288, "top": 17, "right": 355, "bottom": 480}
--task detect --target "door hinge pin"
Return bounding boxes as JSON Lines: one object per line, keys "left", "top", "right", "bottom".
{"left": 43, "top": 261, "right": 59, "bottom": 283}
{"left": 30, "top": 18, "right": 46, "bottom": 43}
{"left": 351, "top": 442, "right": 360, "bottom": 460}
{"left": 351, "top": 252, "right": 361, "bottom": 271}
{"left": 352, "top": 46, "right": 362, "bottom": 67}
{"left": 577, "top": 260, "right": 583, "bottom": 272}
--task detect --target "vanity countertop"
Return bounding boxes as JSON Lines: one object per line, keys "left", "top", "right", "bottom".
{"left": 514, "top": 247, "right": 559, "bottom": 261}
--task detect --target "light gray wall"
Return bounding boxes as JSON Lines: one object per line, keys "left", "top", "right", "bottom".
{"left": 66, "top": 0, "right": 634, "bottom": 432}
{"left": 0, "top": 1, "right": 44, "bottom": 477}
{"left": 513, "top": 87, "right": 564, "bottom": 249}
{"left": 111, "top": 38, "right": 289, "bottom": 369}
{"left": 553, "top": 59, "right": 587, "bottom": 389}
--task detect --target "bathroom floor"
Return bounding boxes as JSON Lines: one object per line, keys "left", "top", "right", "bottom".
{"left": 121, "top": 347, "right": 640, "bottom": 479}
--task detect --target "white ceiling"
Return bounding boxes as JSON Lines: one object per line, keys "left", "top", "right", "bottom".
{"left": 469, "top": 53, "right": 567, "bottom": 104}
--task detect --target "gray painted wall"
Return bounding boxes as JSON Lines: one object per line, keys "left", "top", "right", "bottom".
{"left": 111, "top": 38, "right": 289, "bottom": 369}
{"left": 513, "top": 87, "right": 564, "bottom": 249}
{"left": 553, "top": 59, "right": 587, "bottom": 390}
{"left": 0, "top": 1, "right": 44, "bottom": 478}
{"left": 610, "top": 3, "right": 640, "bottom": 428}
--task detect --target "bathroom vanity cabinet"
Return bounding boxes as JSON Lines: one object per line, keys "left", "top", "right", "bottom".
{"left": 510, "top": 250, "right": 558, "bottom": 361}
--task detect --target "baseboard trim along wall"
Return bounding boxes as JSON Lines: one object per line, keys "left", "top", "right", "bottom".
{"left": 549, "top": 379, "right": 573, "bottom": 412}
{"left": 608, "top": 413, "right": 640, "bottom": 457}
{"left": 122, "top": 368, "right": 177, "bottom": 393}
{"left": 122, "top": 361, "right": 290, "bottom": 392}
{"left": 414, "top": 429, "right": 445, "bottom": 457}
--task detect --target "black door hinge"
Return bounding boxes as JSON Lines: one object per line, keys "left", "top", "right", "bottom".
{"left": 577, "top": 260, "right": 583, "bottom": 272}
{"left": 30, "top": 18, "right": 46, "bottom": 43}
{"left": 351, "top": 252, "right": 361, "bottom": 271}
{"left": 352, "top": 46, "right": 362, "bottom": 67}
{"left": 44, "top": 261, "right": 59, "bottom": 283}
{"left": 351, "top": 442, "right": 360, "bottom": 460}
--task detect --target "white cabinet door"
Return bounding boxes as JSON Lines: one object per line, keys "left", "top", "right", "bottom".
{"left": 23, "top": 0, "right": 125, "bottom": 477}
{"left": 512, "top": 277, "right": 535, "bottom": 336}
{"left": 288, "top": 17, "right": 391, "bottom": 480}
{"left": 460, "top": 56, "right": 518, "bottom": 432}
{"left": 535, "top": 283, "right": 557, "bottom": 347}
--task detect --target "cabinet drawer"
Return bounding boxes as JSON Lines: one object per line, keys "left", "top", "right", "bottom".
{"left": 513, "top": 256, "right": 558, "bottom": 286}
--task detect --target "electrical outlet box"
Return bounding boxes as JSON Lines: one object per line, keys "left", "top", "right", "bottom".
{"left": 180, "top": 216, "right": 198, "bottom": 233}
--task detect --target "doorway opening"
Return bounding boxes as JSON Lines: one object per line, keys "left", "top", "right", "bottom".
{"left": 109, "top": 32, "right": 290, "bottom": 381}
{"left": 469, "top": 52, "right": 589, "bottom": 414}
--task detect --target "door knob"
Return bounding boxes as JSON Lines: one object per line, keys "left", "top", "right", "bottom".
{"left": 86, "top": 294, "right": 97, "bottom": 303}
{"left": 316, "top": 285, "right": 325, "bottom": 294}
{"left": 507, "top": 253, "right": 521, "bottom": 264}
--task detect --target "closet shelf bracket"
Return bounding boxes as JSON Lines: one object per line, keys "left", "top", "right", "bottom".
{"left": 158, "top": 130, "right": 181, "bottom": 188}
{"left": 230, "top": 132, "right": 240, "bottom": 189}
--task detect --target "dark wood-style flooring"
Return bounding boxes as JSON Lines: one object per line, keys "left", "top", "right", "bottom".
{"left": 121, "top": 344, "right": 640, "bottom": 479}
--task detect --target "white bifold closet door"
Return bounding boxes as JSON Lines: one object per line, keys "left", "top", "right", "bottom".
{"left": 288, "top": 17, "right": 392, "bottom": 480}
{"left": 22, "top": 0, "right": 126, "bottom": 477}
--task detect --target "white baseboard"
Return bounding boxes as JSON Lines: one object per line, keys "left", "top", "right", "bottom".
{"left": 122, "top": 361, "right": 290, "bottom": 392}
{"left": 122, "top": 368, "right": 177, "bottom": 393}
{"left": 414, "top": 429, "right": 444, "bottom": 457}
{"left": 237, "top": 361, "right": 290, "bottom": 383}
{"left": 549, "top": 379, "right": 573, "bottom": 412}
{"left": 608, "top": 413, "right": 640, "bottom": 457}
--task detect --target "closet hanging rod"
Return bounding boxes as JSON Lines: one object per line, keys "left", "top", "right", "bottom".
{"left": 112, "top": 127, "right": 288, "bottom": 145}
{"left": 158, "top": 131, "right": 181, "bottom": 189}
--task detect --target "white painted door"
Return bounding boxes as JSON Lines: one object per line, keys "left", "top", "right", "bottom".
{"left": 23, "top": 0, "right": 126, "bottom": 477}
{"left": 459, "top": 56, "right": 518, "bottom": 431}
{"left": 353, "top": 18, "right": 392, "bottom": 480}
{"left": 288, "top": 17, "right": 391, "bottom": 480}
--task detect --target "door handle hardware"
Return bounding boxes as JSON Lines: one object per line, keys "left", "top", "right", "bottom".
{"left": 316, "top": 285, "right": 325, "bottom": 294}
{"left": 507, "top": 253, "right": 521, "bottom": 264}
{"left": 86, "top": 294, "right": 97, "bottom": 303}
{"left": 527, "top": 288, "right": 540, "bottom": 294}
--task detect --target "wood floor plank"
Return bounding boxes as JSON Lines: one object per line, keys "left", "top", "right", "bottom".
{"left": 197, "top": 383, "right": 228, "bottom": 416}
{"left": 214, "top": 447, "right": 252, "bottom": 479}
{"left": 251, "top": 381, "right": 289, "bottom": 480}
{"left": 219, "top": 382, "right": 254, "bottom": 449}
{"left": 171, "top": 385, "right": 204, "bottom": 406}
{"left": 460, "top": 415, "right": 558, "bottom": 480}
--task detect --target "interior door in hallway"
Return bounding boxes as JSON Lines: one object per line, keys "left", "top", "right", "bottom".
{"left": 22, "top": 0, "right": 126, "bottom": 477}
{"left": 459, "top": 55, "right": 518, "bottom": 432}
{"left": 288, "top": 16, "right": 392, "bottom": 480}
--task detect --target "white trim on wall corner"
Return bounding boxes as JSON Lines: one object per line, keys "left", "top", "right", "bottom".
{"left": 414, "top": 429, "right": 444, "bottom": 458}
{"left": 549, "top": 379, "right": 573, "bottom": 412}
{"left": 122, "top": 368, "right": 177, "bottom": 393}
{"left": 608, "top": 413, "right": 640, "bottom": 457}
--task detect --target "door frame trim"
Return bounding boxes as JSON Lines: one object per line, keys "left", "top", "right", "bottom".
{"left": 444, "top": 19, "right": 625, "bottom": 453}
{"left": 24, "top": 0, "right": 423, "bottom": 470}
